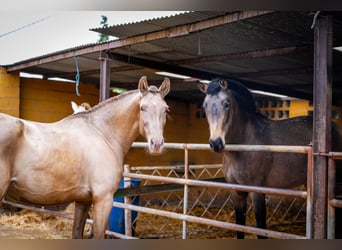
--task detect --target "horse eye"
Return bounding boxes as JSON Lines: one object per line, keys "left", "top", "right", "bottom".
{"left": 140, "top": 105, "right": 147, "bottom": 111}
{"left": 223, "top": 101, "right": 230, "bottom": 109}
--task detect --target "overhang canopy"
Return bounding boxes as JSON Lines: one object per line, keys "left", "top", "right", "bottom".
{"left": 5, "top": 11, "right": 342, "bottom": 104}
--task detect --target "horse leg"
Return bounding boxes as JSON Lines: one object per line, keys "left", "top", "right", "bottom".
{"left": 0, "top": 162, "right": 11, "bottom": 203}
{"left": 92, "top": 193, "right": 114, "bottom": 239}
{"left": 231, "top": 190, "right": 248, "bottom": 239}
{"left": 72, "top": 201, "right": 91, "bottom": 239}
{"left": 251, "top": 192, "right": 267, "bottom": 239}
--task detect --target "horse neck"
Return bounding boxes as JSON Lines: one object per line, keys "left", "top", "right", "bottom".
{"left": 90, "top": 91, "right": 141, "bottom": 156}
{"left": 226, "top": 104, "right": 264, "bottom": 144}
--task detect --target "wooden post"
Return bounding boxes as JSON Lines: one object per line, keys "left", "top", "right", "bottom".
{"left": 99, "top": 51, "right": 111, "bottom": 102}
{"left": 310, "top": 14, "right": 333, "bottom": 239}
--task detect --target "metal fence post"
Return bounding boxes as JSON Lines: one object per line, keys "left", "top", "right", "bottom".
{"left": 306, "top": 146, "right": 313, "bottom": 238}
{"left": 124, "top": 164, "right": 133, "bottom": 236}
{"left": 327, "top": 157, "right": 336, "bottom": 238}
{"left": 182, "top": 146, "right": 189, "bottom": 239}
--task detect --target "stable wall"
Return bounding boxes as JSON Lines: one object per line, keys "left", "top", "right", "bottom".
{"left": 20, "top": 78, "right": 99, "bottom": 122}
{"left": 0, "top": 68, "right": 20, "bottom": 117}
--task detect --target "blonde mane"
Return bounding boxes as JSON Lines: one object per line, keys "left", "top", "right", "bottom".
{"left": 69, "top": 89, "right": 139, "bottom": 119}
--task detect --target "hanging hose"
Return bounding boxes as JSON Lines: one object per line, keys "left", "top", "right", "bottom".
{"left": 73, "top": 51, "right": 81, "bottom": 96}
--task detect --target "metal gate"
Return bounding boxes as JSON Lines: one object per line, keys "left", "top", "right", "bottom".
{"left": 112, "top": 142, "right": 311, "bottom": 239}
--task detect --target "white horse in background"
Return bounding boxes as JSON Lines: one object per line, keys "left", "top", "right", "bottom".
{"left": 71, "top": 101, "right": 92, "bottom": 114}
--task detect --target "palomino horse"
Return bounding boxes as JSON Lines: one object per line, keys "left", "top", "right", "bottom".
{"left": 71, "top": 101, "right": 92, "bottom": 113}
{"left": 198, "top": 78, "right": 342, "bottom": 239}
{"left": 0, "top": 76, "right": 170, "bottom": 239}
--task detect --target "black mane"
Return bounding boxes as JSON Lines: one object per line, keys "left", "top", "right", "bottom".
{"left": 207, "top": 78, "right": 257, "bottom": 114}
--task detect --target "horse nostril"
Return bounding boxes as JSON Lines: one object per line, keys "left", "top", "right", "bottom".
{"left": 209, "top": 138, "right": 224, "bottom": 152}
{"left": 209, "top": 139, "right": 215, "bottom": 149}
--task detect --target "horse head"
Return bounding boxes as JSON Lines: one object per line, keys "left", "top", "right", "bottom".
{"left": 199, "top": 78, "right": 257, "bottom": 153}
{"left": 198, "top": 79, "right": 230, "bottom": 152}
{"left": 138, "top": 76, "right": 170, "bottom": 154}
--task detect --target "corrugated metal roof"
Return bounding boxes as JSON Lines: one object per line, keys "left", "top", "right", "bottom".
{"left": 5, "top": 11, "right": 342, "bottom": 104}
{"left": 90, "top": 11, "right": 229, "bottom": 38}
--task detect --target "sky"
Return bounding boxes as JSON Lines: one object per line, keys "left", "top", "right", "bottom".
{"left": 0, "top": 11, "right": 183, "bottom": 65}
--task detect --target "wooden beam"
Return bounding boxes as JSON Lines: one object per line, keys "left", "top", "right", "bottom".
{"left": 107, "top": 51, "right": 313, "bottom": 100}
{"left": 99, "top": 51, "right": 111, "bottom": 102}
{"left": 6, "top": 11, "right": 273, "bottom": 72}
{"left": 46, "top": 65, "right": 143, "bottom": 79}
{"left": 169, "top": 45, "right": 311, "bottom": 65}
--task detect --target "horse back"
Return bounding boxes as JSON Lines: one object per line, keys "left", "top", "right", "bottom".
{"left": 265, "top": 116, "right": 313, "bottom": 146}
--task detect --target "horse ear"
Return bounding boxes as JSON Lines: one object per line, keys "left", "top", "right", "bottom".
{"left": 197, "top": 82, "right": 208, "bottom": 93}
{"left": 220, "top": 80, "right": 228, "bottom": 90}
{"left": 71, "top": 101, "right": 78, "bottom": 112}
{"left": 159, "top": 77, "right": 170, "bottom": 98}
{"left": 138, "top": 76, "right": 149, "bottom": 95}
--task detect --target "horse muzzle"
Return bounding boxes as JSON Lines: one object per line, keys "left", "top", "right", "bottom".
{"left": 148, "top": 137, "right": 164, "bottom": 155}
{"left": 209, "top": 138, "right": 225, "bottom": 152}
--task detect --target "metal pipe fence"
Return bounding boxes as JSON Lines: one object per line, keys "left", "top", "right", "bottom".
{"left": 2, "top": 142, "right": 316, "bottom": 239}
{"left": 118, "top": 142, "right": 311, "bottom": 239}
{"left": 327, "top": 152, "right": 342, "bottom": 238}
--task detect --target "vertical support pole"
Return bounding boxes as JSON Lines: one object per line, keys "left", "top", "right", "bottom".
{"left": 124, "top": 164, "right": 133, "bottom": 236}
{"left": 311, "top": 14, "right": 333, "bottom": 239}
{"left": 327, "top": 157, "right": 336, "bottom": 238}
{"left": 99, "top": 51, "right": 111, "bottom": 102}
{"left": 306, "top": 146, "right": 313, "bottom": 238}
{"left": 182, "top": 146, "right": 189, "bottom": 239}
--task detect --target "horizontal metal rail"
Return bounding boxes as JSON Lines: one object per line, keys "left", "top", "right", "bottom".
{"left": 329, "top": 199, "right": 342, "bottom": 209}
{"left": 123, "top": 172, "right": 307, "bottom": 199}
{"left": 130, "top": 164, "right": 222, "bottom": 171}
{"left": 113, "top": 201, "right": 306, "bottom": 239}
{"left": 132, "top": 142, "right": 310, "bottom": 154}
{"left": 1, "top": 199, "right": 75, "bottom": 221}
{"left": 315, "top": 151, "right": 342, "bottom": 159}
{"left": 114, "top": 177, "right": 226, "bottom": 198}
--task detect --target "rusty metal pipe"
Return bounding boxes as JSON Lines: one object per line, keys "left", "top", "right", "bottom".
{"left": 123, "top": 172, "right": 307, "bottom": 199}
{"left": 113, "top": 201, "right": 306, "bottom": 239}
{"left": 132, "top": 142, "right": 310, "bottom": 154}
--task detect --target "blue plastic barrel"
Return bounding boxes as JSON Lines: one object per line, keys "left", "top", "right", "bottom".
{"left": 109, "top": 178, "right": 140, "bottom": 235}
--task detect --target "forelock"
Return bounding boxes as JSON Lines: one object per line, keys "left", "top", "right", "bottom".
{"left": 206, "top": 79, "right": 222, "bottom": 95}
{"left": 147, "top": 85, "right": 159, "bottom": 94}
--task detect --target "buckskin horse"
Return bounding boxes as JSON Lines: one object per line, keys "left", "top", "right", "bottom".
{"left": 198, "top": 78, "right": 342, "bottom": 239}
{"left": 0, "top": 76, "right": 170, "bottom": 239}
